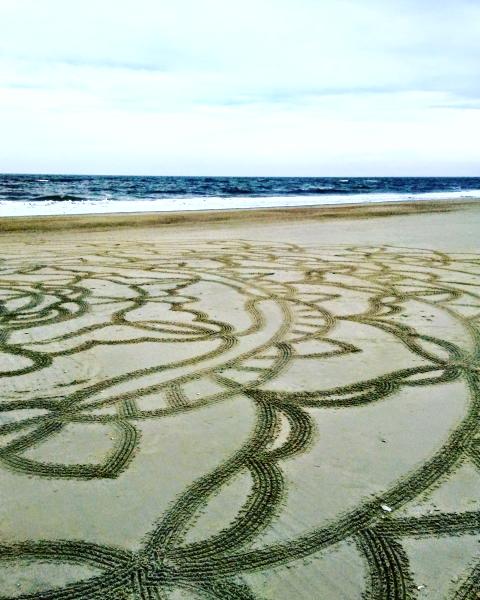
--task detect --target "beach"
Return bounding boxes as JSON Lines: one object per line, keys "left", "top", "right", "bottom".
{"left": 1, "top": 199, "right": 480, "bottom": 599}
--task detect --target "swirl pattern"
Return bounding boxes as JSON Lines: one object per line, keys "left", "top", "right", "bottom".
{"left": 1, "top": 240, "right": 479, "bottom": 598}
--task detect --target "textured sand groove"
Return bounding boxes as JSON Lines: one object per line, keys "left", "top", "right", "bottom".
{"left": 0, "top": 240, "right": 480, "bottom": 598}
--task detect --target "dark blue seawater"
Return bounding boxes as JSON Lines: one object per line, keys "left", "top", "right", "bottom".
{"left": 1, "top": 174, "right": 480, "bottom": 203}
{"left": 0, "top": 174, "right": 479, "bottom": 216}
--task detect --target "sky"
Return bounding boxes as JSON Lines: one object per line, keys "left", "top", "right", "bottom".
{"left": 0, "top": 0, "right": 479, "bottom": 176}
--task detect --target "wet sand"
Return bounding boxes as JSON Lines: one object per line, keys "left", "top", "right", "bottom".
{"left": 1, "top": 200, "right": 480, "bottom": 598}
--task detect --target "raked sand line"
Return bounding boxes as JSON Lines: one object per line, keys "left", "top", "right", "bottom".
{"left": 0, "top": 240, "right": 479, "bottom": 598}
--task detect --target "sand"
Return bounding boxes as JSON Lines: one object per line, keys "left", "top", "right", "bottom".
{"left": 0, "top": 199, "right": 479, "bottom": 599}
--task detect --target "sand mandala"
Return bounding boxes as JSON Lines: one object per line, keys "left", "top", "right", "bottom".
{"left": 0, "top": 240, "right": 480, "bottom": 598}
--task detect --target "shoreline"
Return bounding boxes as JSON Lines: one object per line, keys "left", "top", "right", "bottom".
{"left": 1, "top": 197, "right": 478, "bottom": 232}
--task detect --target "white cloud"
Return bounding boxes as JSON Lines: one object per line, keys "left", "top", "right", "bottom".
{"left": 0, "top": 0, "right": 479, "bottom": 174}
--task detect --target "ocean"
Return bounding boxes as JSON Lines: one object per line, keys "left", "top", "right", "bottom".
{"left": 0, "top": 174, "right": 479, "bottom": 217}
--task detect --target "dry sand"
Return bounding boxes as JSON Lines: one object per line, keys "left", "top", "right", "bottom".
{"left": 0, "top": 200, "right": 479, "bottom": 599}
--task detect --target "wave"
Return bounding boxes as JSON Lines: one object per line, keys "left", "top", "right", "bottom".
{"left": 1, "top": 189, "right": 479, "bottom": 218}
{"left": 220, "top": 186, "right": 263, "bottom": 195}
{"left": 275, "top": 187, "right": 352, "bottom": 195}
{"left": 129, "top": 186, "right": 362, "bottom": 197}
{"left": 31, "top": 194, "right": 87, "bottom": 202}
{"left": 146, "top": 189, "right": 196, "bottom": 196}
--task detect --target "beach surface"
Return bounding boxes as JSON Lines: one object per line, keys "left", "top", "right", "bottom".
{"left": 1, "top": 199, "right": 480, "bottom": 599}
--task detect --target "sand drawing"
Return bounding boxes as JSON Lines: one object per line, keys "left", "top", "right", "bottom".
{"left": 0, "top": 239, "right": 479, "bottom": 598}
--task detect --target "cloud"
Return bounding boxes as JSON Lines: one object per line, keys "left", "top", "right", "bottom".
{"left": 0, "top": 0, "right": 479, "bottom": 173}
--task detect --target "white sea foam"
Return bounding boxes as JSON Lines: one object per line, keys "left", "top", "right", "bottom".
{"left": 0, "top": 190, "right": 479, "bottom": 218}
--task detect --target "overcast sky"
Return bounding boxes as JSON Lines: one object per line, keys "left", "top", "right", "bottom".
{"left": 0, "top": 0, "right": 479, "bottom": 175}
